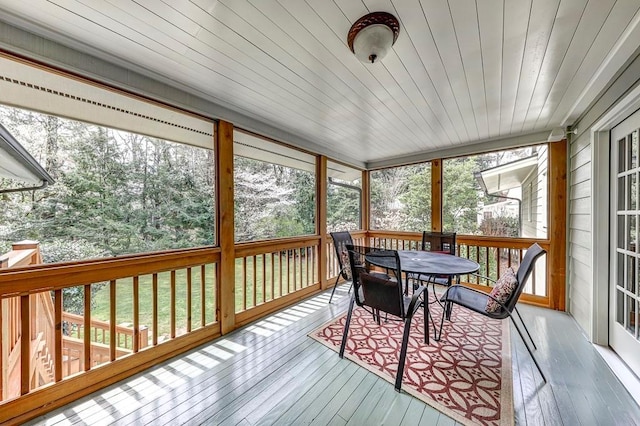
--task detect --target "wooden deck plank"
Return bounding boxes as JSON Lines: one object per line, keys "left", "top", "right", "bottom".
{"left": 345, "top": 378, "right": 395, "bottom": 425}
{"left": 216, "top": 350, "right": 345, "bottom": 426}
{"left": 401, "top": 398, "right": 428, "bottom": 425}
{"left": 367, "top": 390, "right": 414, "bottom": 426}
{"left": 261, "top": 362, "right": 360, "bottom": 425}
{"left": 308, "top": 367, "right": 370, "bottom": 426}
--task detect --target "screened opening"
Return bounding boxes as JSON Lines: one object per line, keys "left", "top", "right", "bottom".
{"left": 327, "top": 160, "right": 362, "bottom": 232}
{"left": 370, "top": 162, "right": 431, "bottom": 231}
{"left": 0, "top": 104, "right": 216, "bottom": 260}
{"left": 443, "top": 145, "right": 548, "bottom": 238}
{"left": 233, "top": 130, "right": 316, "bottom": 242}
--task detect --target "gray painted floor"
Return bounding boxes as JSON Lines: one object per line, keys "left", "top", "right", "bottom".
{"left": 27, "top": 285, "right": 640, "bottom": 425}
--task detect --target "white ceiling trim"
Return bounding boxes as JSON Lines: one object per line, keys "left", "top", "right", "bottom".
{"left": 562, "top": 7, "right": 640, "bottom": 126}
{"left": 367, "top": 130, "right": 551, "bottom": 170}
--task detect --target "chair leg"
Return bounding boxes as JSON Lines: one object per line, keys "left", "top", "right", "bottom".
{"left": 395, "top": 315, "right": 414, "bottom": 391}
{"left": 328, "top": 273, "right": 341, "bottom": 304}
{"left": 422, "top": 301, "right": 428, "bottom": 344}
{"left": 510, "top": 317, "right": 547, "bottom": 383}
{"left": 339, "top": 296, "right": 355, "bottom": 358}
{"left": 514, "top": 306, "right": 537, "bottom": 350}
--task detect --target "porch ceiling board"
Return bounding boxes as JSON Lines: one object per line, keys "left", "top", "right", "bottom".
{"left": 0, "top": 1, "right": 638, "bottom": 165}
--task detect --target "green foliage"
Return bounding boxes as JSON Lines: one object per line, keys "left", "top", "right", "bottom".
{"left": 479, "top": 215, "right": 520, "bottom": 237}
{"left": 327, "top": 183, "right": 360, "bottom": 232}
{"left": 234, "top": 157, "right": 316, "bottom": 242}
{"left": 442, "top": 158, "right": 481, "bottom": 234}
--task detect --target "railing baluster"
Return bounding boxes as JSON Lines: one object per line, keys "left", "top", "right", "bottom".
{"left": 110, "top": 279, "right": 116, "bottom": 361}
{"left": 54, "top": 289, "right": 62, "bottom": 382}
{"left": 270, "top": 253, "right": 275, "bottom": 300}
{"left": 242, "top": 257, "right": 247, "bottom": 311}
{"left": 287, "top": 250, "right": 292, "bottom": 293}
{"left": 133, "top": 276, "right": 139, "bottom": 353}
{"left": 252, "top": 256, "right": 257, "bottom": 307}
{"left": 313, "top": 245, "right": 317, "bottom": 284}
{"left": 20, "top": 294, "right": 30, "bottom": 395}
{"left": 293, "top": 249, "right": 298, "bottom": 291}
{"left": 84, "top": 284, "right": 91, "bottom": 371}
{"left": 152, "top": 274, "right": 158, "bottom": 346}
{"left": 170, "top": 270, "right": 176, "bottom": 339}
{"left": 278, "top": 251, "right": 282, "bottom": 297}
{"left": 485, "top": 246, "right": 490, "bottom": 279}
{"left": 200, "top": 265, "right": 206, "bottom": 328}
{"left": 186, "top": 267, "right": 192, "bottom": 333}
{"left": 262, "top": 254, "right": 266, "bottom": 304}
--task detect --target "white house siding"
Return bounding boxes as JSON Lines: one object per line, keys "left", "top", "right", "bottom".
{"left": 569, "top": 50, "right": 640, "bottom": 339}
{"left": 522, "top": 146, "right": 549, "bottom": 239}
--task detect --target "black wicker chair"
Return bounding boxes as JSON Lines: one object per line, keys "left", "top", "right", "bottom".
{"left": 328, "top": 231, "right": 354, "bottom": 303}
{"left": 439, "top": 243, "right": 547, "bottom": 382}
{"left": 339, "top": 245, "right": 427, "bottom": 391}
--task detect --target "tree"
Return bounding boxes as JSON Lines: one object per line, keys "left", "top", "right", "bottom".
{"left": 442, "top": 158, "right": 481, "bottom": 234}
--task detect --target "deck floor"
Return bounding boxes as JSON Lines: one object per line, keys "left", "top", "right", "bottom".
{"left": 27, "top": 285, "right": 640, "bottom": 426}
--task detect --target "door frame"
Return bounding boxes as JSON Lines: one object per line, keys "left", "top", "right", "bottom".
{"left": 591, "top": 83, "right": 640, "bottom": 345}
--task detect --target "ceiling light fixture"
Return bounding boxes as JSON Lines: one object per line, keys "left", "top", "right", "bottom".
{"left": 347, "top": 12, "right": 400, "bottom": 64}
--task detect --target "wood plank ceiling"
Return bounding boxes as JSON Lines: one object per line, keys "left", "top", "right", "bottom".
{"left": 0, "top": 0, "right": 639, "bottom": 167}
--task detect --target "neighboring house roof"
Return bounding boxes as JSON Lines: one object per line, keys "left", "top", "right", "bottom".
{"left": 0, "top": 123, "right": 54, "bottom": 192}
{"left": 475, "top": 155, "right": 538, "bottom": 195}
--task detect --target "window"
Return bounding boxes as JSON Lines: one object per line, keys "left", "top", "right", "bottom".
{"left": 370, "top": 162, "right": 431, "bottom": 231}
{"left": 234, "top": 130, "right": 316, "bottom": 242}
{"left": 327, "top": 161, "right": 362, "bottom": 232}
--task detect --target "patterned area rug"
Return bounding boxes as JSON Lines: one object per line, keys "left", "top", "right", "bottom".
{"left": 309, "top": 300, "right": 513, "bottom": 426}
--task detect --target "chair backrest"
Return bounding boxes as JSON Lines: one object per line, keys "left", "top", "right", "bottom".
{"left": 330, "top": 231, "right": 354, "bottom": 279}
{"left": 421, "top": 231, "right": 456, "bottom": 255}
{"left": 346, "top": 245, "right": 404, "bottom": 316}
{"left": 505, "top": 243, "right": 546, "bottom": 312}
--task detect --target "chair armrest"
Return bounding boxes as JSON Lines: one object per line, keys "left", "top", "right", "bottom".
{"left": 407, "top": 285, "right": 426, "bottom": 314}
{"left": 469, "top": 273, "right": 496, "bottom": 284}
{"left": 441, "top": 284, "right": 511, "bottom": 313}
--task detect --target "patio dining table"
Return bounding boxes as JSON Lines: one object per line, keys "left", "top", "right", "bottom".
{"left": 366, "top": 250, "right": 480, "bottom": 341}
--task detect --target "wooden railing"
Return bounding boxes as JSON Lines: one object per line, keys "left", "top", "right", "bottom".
{"left": 368, "top": 230, "right": 551, "bottom": 304}
{"left": 0, "top": 230, "right": 554, "bottom": 424}
{"left": 62, "top": 312, "right": 148, "bottom": 351}
{"left": 0, "top": 246, "right": 220, "bottom": 421}
{"left": 234, "top": 236, "right": 325, "bottom": 325}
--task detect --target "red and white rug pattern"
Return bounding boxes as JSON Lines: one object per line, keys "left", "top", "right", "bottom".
{"left": 310, "top": 302, "right": 513, "bottom": 426}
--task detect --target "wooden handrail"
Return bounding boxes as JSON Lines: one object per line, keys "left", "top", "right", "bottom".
{"left": 0, "top": 249, "right": 38, "bottom": 269}
{"left": 0, "top": 247, "right": 221, "bottom": 297}
{"left": 234, "top": 235, "right": 321, "bottom": 257}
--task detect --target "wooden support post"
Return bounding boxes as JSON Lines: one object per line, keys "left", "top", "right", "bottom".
{"left": 548, "top": 140, "right": 567, "bottom": 310}
{"left": 362, "top": 170, "right": 371, "bottom": 236}
{"left": 217, "top": 120, "right": 236, "bottom": 334}
{"left": 431, "top": 159, "right": 443, "bottom": 232}
{"left": 317, "top": 155, "right": 328, "bottom": 290}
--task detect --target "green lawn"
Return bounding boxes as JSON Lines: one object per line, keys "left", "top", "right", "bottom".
{"left": 90, "top": 253, "right": 317, "bottom": 342}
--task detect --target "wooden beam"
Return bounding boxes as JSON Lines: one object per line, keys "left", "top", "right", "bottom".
{"left": 217, "top": 120, "right": 236, "bottom": 334}
{"left": 431, "top": 159, "right": 443, "bottom": 232}
{"left": 317, "top": 155, "right": 328, "bottom": 290}
{"left": 548, "top": 140, "right": 567, "bottom": 310}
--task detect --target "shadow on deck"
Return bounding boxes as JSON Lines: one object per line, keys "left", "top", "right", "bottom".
{"left": 26, "top": 285, "right": 640, "bottom": 426}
